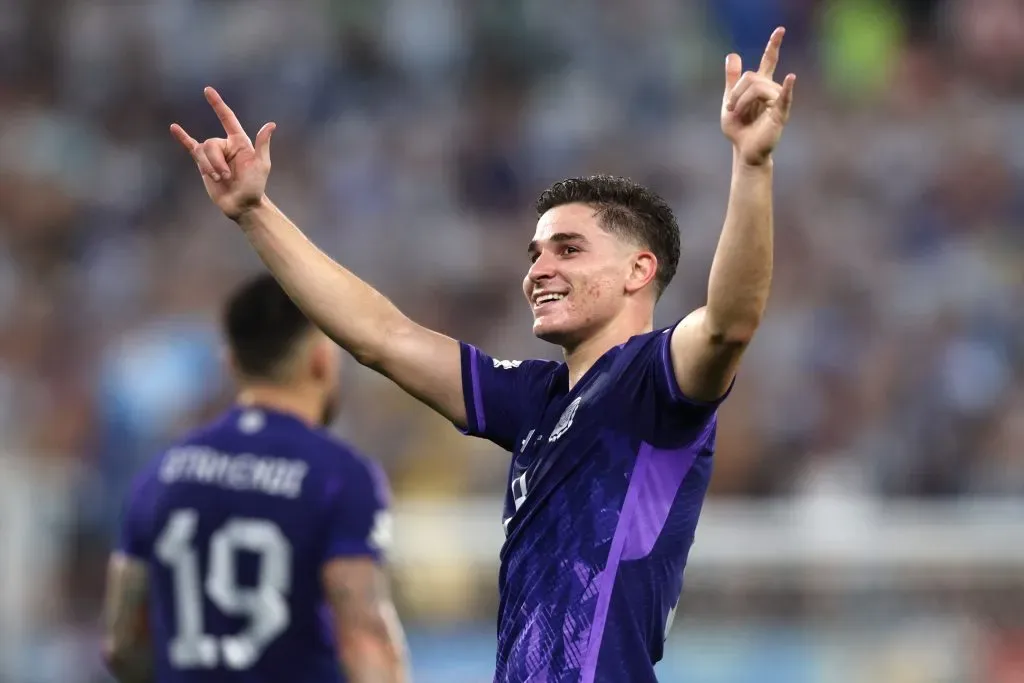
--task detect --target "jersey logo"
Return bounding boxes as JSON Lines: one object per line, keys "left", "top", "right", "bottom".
{"left": 548, "top": 396, "right": 582, "bottom": 442}
{"left": 237, "top": 410, "right": 265, "bottom": 434}
{"left": 492, "top": 359, "right": 522, "bottom": 370}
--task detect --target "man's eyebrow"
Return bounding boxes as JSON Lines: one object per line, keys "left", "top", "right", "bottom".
{"left": 528, "top": 232, "right": 588, "bottom": 255}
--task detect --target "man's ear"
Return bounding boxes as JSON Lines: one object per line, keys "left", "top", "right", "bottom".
{"left": 308, "top": 337, "right": 331, "bottom": 382}
{"left": 625, "top": 251, "right": 658, "bottom": 295}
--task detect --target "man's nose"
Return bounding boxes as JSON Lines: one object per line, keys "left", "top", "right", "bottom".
{"left": 528, "top": 251, "right": 556, "bottom": 282}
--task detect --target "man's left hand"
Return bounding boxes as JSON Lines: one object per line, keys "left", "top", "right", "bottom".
{"left": 721, "top": 27, "right": 797, "bottom": 167}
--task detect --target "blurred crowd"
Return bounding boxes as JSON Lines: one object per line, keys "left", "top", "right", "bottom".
{"left": 1, "top": 0, "right": 1024, "bottom": 679}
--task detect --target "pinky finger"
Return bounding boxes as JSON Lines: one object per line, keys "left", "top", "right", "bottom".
{"left": 170, "top": 124, "right": 198, "bottom": 152}
{"left": 170, "top": 124, "right": 219, "bottom": 180}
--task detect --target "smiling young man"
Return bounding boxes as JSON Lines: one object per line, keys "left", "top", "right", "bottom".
{"left": 170, "top": 28, "right": 795, "bottom": 683}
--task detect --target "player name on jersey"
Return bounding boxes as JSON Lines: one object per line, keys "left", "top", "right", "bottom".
{"left": 159, "top": 446, "right": 309, "bottom": 499}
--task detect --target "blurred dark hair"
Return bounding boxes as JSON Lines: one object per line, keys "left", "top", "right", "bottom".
{"left": 223, "top": 273, "right": 314, "bottom": 379}
{"left": 535, "top": 175, "right": 680, "bottom": 297}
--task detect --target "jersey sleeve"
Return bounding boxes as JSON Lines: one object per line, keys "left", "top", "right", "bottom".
{"left": 458, "top": 342, "right": 556, "bottom": 452}
{"left": 322, "top": 457, "right": 392, "bottom": 564}
{"left": 651, "top": 326, "right": 734, "bottom": 418}
{"left": 117, "top": 472, "right": 157, "bottom": 559}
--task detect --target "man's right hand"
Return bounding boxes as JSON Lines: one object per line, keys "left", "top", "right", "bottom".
{"left": 171, "top": 87, "right": 467, "bottom": 431}
{"left": 171, "top": 87, "right": 276, "bottom": 221}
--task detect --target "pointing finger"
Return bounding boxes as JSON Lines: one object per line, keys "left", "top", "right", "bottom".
{"left": 204, "top": 86, "right": 248, "bottom": 139}
{"left": 758, "top": 27, "right": 786, "bottom": 79}
{"left": 723, "top": 54, "right": 742, "bottom": 101}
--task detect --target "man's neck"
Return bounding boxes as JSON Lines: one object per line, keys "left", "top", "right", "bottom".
{"left": 236, "top": 386, "right": 321, "bottom": 428}
{"left": 563, "top": 319, "right": 654, "bottom": 388}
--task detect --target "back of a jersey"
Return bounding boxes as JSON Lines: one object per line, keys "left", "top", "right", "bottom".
{"left": 118, "top": 407, "right": 390, "bottom": 683}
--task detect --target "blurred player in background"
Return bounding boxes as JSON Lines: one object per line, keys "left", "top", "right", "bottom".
{"left": 171, "top": 27, "right": 794, "bottom": 683}
{"left": 100, "top": 274, "right": 408, "bottom": 683}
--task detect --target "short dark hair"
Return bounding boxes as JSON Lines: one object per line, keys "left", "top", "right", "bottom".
{"left": 535, "top": 175, "right": 680, "bottom": 297}
{"left": 223, "top": 273, "right": 315, "bottom": 379}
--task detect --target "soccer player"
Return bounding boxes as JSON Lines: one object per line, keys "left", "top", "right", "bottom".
{"left": 100, "top": 274, "right": 408, "bottom": 683}
{"left": 170, "top": 28, "right": 795, "bottom": 683}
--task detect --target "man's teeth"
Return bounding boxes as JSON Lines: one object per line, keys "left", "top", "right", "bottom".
{"left": 536, "top": 293, "right": 566, "bottom": 304}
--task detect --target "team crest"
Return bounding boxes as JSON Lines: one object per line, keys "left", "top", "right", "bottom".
{"left": 548, "top": 397, "right": 582, "bottom": 442}
{"left": 493, "top": 359, "right": 523, "bottom": 370}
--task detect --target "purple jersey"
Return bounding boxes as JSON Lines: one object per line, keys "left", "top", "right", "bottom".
{"left": 460, "top": 327, "right": 723, "bottom": 683}
{"left": 118, "top": 407, "right": 391, "bottom": 683}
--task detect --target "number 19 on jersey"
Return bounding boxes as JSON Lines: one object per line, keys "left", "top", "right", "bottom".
{"left": 155, "top": 509, "right": 293, "bottom": 670}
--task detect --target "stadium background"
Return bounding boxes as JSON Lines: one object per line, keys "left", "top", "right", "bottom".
{"left": 1, "top": 0, "right": 1023, "bottom": 680}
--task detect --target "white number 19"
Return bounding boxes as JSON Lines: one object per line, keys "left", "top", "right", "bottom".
{"left": 154, "top": 509, "right": 292, "bottom": 670}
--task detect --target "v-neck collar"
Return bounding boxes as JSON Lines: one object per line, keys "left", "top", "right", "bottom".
{"left": 545, "top": 331, "right": 648, "bottom": 400}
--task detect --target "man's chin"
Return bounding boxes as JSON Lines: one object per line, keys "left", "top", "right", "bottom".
{"left": 533, "top": 319, "right": 576, "bottom": 346}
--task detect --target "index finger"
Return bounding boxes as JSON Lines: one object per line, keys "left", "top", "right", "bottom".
{"left": 758, "top": 27, "right": 786, "bottom": 79}
{"left": 204, "top": 86, "right": 247, "bottom": 138}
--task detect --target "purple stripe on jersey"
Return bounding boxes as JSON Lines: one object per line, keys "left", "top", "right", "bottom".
{"left": 580, "top": 434, "right": 709, "bottom": 681}
{"left": 621, "top": 439, "right": 705, "bottom": 561}
{"left": 468, "top": 345, "right": 486, "bottom": 433}
{"left": 580, "top": 442, "right": 654, "bottom": 682}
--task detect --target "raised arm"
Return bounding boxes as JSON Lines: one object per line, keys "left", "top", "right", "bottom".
{"left": 671, "top": 28, "right": 796, "bottom": 402}
{"left": 235, "top": 196, "right": 465, "bottom": 426}
{"left": 171, "top": 88, "right": 466, "bottom": 428}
